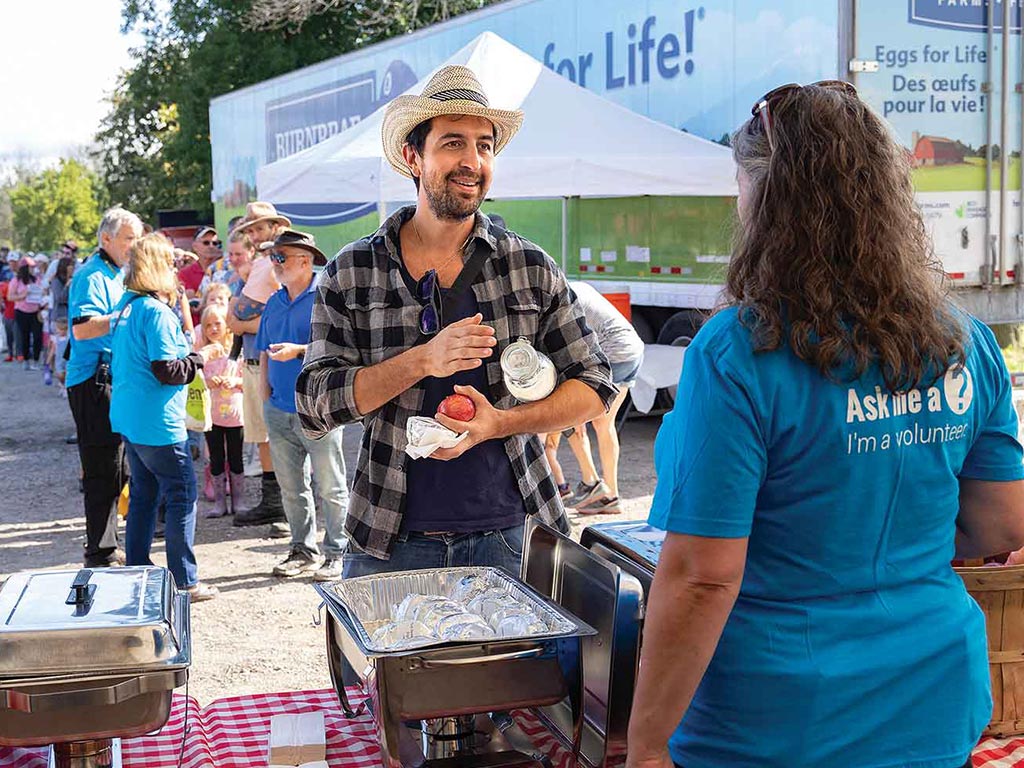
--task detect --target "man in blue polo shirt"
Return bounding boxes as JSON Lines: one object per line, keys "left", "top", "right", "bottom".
{"left": 67, "top": 207, "right": 144, "bottom": 567}
{"left": 256, "top": 230, "right": 349, "bottom": 582}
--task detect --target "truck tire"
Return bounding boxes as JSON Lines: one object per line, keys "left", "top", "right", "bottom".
{"left": 630, "top": 311, "right": 656, "bottom": 344}
{"left": 656, "top": 310, "right": 705, "bottom": 348}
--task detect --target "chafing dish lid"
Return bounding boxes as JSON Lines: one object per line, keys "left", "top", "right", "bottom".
{"left": 579, "top": 521, "right": 666, "bottom": 570}
{"left": 0, "top": 566, "right": 188, "bottom": 679}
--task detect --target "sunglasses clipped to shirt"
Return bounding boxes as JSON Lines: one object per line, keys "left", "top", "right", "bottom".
{"left": 416, "top": 269, "right": 442, "bottom": 336}
{"left": 751, "top": 80, "right": 858, "bottom": 152}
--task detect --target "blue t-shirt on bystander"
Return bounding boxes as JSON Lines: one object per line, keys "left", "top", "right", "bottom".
{"left": 649, "top": 307, "right": 1024, "bottom": 768}
{"left": 109, "top": 293, "right": 191, "bottom": 447}
{"left": 66, "top": 252, "right": 124, "bottom": 388}
{"left": 255, "top": 279, "right": 317, "bottom": 414}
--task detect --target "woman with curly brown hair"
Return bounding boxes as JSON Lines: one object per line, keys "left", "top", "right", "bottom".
{"left": 627, "top": 83, "right": 1024, "bottom": 768}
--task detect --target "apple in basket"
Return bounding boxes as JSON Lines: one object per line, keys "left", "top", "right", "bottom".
{"left": 437, "top": 394, "right": 476, "bottom": 422}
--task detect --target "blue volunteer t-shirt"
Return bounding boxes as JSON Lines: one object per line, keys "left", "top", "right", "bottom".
{"left": 649, "top": 307, "right": 1024, "bottom": 768}
{"left": 109, "top": 293, "right": 191, "bottom": 446}
{"left": 255, "top": 279, "right": 317, "bottom": 413}
{"left": 66, "top": 251, "right": 124, "bottom": 388}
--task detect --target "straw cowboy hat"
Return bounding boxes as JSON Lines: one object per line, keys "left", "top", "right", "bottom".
{"left": 230, "top": 201, "right": 291, "bottom": 237}
{"left": 381, "top": 65, "right": 524, "bottom": 179}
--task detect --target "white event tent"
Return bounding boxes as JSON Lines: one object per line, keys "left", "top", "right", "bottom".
{"left": 256, "top": 31, "right": 738, "bottom": 211}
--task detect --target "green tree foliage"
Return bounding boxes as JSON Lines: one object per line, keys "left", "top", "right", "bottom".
{"left": 9, "top": 160, "right": 105, "bottom": 251}
{"left": 95, "top": 0, "right": 499, "bottom": 223}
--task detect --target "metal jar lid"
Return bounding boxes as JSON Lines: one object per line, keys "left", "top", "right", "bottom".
{"left": 500, "top": 338, "right": 541, "bottom": 382}
{"left": 0, "top": 567, "right": 190, "bottom": 680}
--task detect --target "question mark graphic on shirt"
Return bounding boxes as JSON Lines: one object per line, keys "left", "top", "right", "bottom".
{"left": 943, "top": 366, "right": 974, "bottom": 415}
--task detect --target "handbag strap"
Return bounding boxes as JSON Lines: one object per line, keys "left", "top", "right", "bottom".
{"left": 111, "top": 293, "right": 146, "bottom": 335}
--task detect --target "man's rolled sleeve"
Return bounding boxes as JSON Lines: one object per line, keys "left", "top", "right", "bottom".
{"left": 539, "top": 270, "right": 618, "bottom": 411}
{"left": 295, "top": 270, "right": 366, "bottom": 438}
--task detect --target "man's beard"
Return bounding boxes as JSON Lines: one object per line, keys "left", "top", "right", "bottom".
{"left": 423, "top": 171, "right": 487, "bottom": 221}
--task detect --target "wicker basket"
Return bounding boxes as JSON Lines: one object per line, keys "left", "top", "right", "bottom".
{"left": 956, "top": 564, "right": 1024, "bottom": 737}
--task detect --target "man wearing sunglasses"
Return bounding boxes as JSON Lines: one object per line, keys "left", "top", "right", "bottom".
{"left": 178, "top": 226, "right": 221, "bottom": 303}
{"left": 295, "top": 66, "right": 616, "bottom": 577}
{"left": 255, "top": 230, "right": 349, "bottom": 583}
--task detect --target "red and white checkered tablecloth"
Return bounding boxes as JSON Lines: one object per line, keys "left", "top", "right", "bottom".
{"left": 0, "top": 687, "right": 382, "bottom": 768}
{"left": 2, "top": 689, "right": 1023, "bottom": 768}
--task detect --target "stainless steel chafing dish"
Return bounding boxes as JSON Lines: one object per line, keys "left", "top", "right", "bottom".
{"left": 0, "top": 567, "right": 191, "bottom": 768}
{"left": 315, "top": 566, "right": 596, "bottom": 768}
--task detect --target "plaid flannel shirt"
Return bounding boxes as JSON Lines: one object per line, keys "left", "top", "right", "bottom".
{"left": 295, "top": 207, "right": 617, "bottom": 559}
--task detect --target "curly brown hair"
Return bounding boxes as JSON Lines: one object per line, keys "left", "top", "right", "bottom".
{"left": 728, "top": 83, "right": 966, "bottom": 392}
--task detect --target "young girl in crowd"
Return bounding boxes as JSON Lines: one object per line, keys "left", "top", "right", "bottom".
{"left": 193, "top": 283, "right": 233, "bottom": 348}
{"left": 199, "top": 304, "right": 245, "bottom": 517}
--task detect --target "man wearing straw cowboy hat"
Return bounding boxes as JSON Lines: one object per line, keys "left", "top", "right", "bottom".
{"left": 227, "top": 201, "right": 292, "bottom": 531}
{"left": 295, "top": 65, "right": 616, "bottom": 577}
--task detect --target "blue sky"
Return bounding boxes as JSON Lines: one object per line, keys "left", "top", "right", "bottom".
{"left": 0, "top": 1, "right": 140, "bottom": 166}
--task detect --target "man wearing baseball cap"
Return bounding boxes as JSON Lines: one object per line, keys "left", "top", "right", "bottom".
{"left": 226, "top": 202, "right": 291, "bottom": 531}
{"left": 179, "top": 226, "right": 221, "bottom": 302}
{"left": 295, "top": 65, "right": 615, "bottom": 577}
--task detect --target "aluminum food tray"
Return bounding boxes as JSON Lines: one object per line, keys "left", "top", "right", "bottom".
{"left": 318, "top": 566, "right": 584, "bottom": 654}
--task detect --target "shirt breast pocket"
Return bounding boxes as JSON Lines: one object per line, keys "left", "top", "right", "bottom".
{"left": 347, "top": 295, "right": 418, "bottom": 363}
{"left": 503, "top": 292, "right": 542, "bottom": 342}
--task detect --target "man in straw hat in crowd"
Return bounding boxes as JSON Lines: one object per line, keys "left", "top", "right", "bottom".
{"left": 226, "top": 202, "right": 292, "bottom": 533}
{"left": 295, "top": 65, "right": 616, "bottom": 577}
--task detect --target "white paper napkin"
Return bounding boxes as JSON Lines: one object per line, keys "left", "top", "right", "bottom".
{"left": 405, "top": 416, "right": 468, "bottom": 459}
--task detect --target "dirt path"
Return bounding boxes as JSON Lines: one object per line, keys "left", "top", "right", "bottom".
{"left": 0, "top": 361, "right": 660, "bottom": 705}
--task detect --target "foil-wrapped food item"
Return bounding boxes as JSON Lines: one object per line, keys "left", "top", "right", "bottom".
{"left": 368, "top": 574, "right": 549, "bottom": 650}
{"left": 370, "top": 619, "right": 434, "bottom": 649}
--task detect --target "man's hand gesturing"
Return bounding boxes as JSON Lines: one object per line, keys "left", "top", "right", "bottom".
{"left": 421, "top": 313, "right": 496, "bottom": 378}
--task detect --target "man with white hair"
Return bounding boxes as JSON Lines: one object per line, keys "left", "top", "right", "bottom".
{"left": 67, "top": 206, "right": 143, "bottom": 568}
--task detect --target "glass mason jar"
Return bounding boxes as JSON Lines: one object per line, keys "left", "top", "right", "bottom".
{"left": 500, "top": 337, "right": 556, "bottom": 402}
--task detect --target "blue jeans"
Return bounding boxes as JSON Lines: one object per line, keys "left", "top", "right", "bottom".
{"left": 342, "top": 525, "right": 525, "bottom": 579}
{"left": 263, "top": 402, "right": 349, "bottom": 559}
{"left": 123, "top": 439, "right": 199, "bottom": 589}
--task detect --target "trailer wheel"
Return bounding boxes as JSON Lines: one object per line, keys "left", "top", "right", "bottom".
{"left": 656, "top": 310, "right": 705, "bottom": 405}
{"left": 656, "top": 310, "right": 705, "bottom": 348}
{"left": 630, "top": 311, "right": 656, "bottom": 344}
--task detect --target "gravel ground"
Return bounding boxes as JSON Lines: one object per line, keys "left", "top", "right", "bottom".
{"left": 0, "top": 360, "right": 660, "bottom": 706}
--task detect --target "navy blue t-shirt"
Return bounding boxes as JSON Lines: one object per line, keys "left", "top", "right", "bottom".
{"left": 404, "top": 284, "right": 526, "bottom": 533}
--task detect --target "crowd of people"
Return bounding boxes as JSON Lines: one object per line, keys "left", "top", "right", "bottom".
{"left": 1, "top": 197, "right": 639, "bottom": 606}
{"left": 7, "top": 63, "right": 1024, "bottom": 768}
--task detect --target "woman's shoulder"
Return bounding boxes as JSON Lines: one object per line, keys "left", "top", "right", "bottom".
{"left": 690, "top": 307, "right": 751, "bottom": 358}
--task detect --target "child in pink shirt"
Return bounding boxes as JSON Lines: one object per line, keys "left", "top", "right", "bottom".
{"left": 199, "top": 305, "right": 244, "bottom": 517}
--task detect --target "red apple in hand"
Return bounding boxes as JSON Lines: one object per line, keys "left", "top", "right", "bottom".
{"left": 437, "top": 393, "right": 476, "bottom": 422}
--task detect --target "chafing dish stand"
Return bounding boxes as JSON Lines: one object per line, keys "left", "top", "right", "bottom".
{"left": 315, "top": 566, "right": 595, "bottom": 768}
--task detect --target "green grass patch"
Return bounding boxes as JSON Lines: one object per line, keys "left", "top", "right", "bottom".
{"left": 913, "top": 158, "right": 1021, "bottom": 192}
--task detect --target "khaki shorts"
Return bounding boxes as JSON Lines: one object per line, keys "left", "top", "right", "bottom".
{"left": 241, "top": 361, "right": 268, "bottom": 444}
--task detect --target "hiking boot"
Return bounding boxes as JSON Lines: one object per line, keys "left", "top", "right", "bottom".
{"left": 313, "top": 558, "right": 343, "bottom": 582}
{"left": 273, "top": 548, "right": 321, "bottom": 578}
{"left": 186, "top": 582, "right": 219, "bottom": 602}
{"left": 203, "top": 473, "right": 228, "bottom": 518}
{"left": 233, "top": 474, "right": 285, "bottom": 527}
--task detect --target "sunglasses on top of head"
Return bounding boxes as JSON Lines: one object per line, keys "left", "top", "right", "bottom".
{"left": 751, "top": 80, "right": 858, "bottom": 152}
